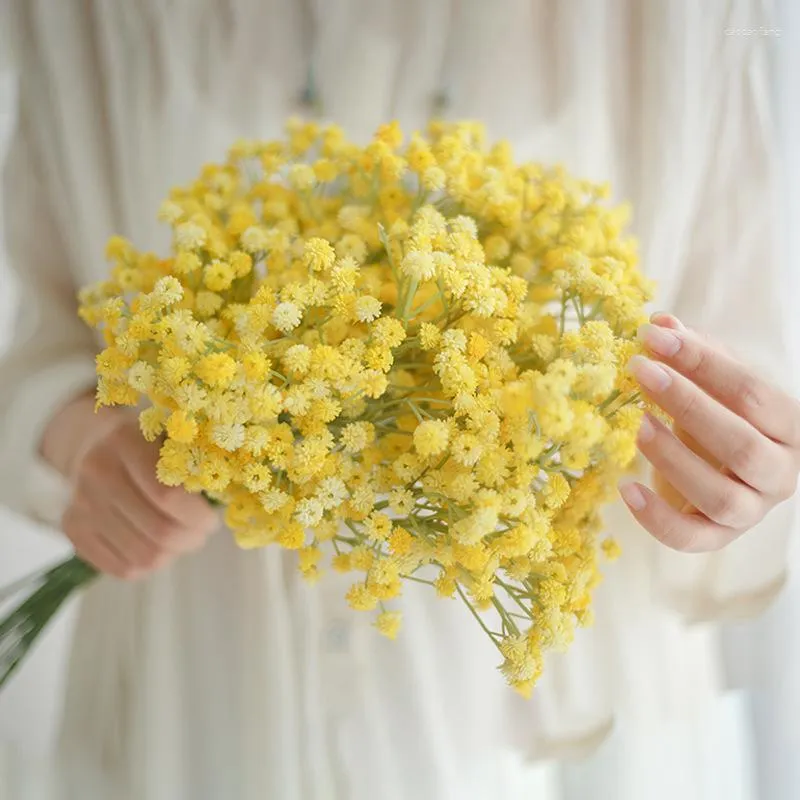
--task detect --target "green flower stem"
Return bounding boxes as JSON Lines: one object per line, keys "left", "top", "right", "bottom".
{"left": 559, "top": 294, "right": 569, "bottom": 335}
{"left": 399, "top": 277, "right": 419, "bottom": 324}
{"left": 455, "top": 584, "right": 504, "bottom": 652}
{"left": 570, "top": 296, "right": 586, "bottom": 325}
{"left": 409, "top": 293, "right": 445, "bottom": 318}
{"left": 405, "top": 400, "right": 424, "bottom": 423}
{"left": 0, "top": 556, "right": 98, "bottom": 690}
{"left": 495, "top": 578, "right": 536, "bottom": 618}
{"left": 598, "top": 390, "right": 621, "bottom": 412}
{"left": 491, "top": 596, "right": 521, "bottom": 637}
{"left": 402, "top": 574, "right": 437, "bottom": 588}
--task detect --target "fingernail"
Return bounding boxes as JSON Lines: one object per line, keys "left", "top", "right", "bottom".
{"left": 619, "top": 481, "right": 647, "bottom": 511}
{"left": 649, "top": 311, "right": 686, "bottom": 331}
{"left": 637, "top": 413, "right": 656, "bottom": 443}
{"left": 628, "top": 355, "right": 672, "bottom": 392}
{"left": 637, "top": 323, "right": 682, "bottom": 357}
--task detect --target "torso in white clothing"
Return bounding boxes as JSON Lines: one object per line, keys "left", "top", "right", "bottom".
{"left": 1, "top": 2, "right": 792, "bottom": 799}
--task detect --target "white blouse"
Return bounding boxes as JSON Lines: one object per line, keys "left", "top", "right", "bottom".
{"left": 0, "top": 2, "right": 794, "bottom": 799}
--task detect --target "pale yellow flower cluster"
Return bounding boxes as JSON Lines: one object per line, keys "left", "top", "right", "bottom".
{"left": 79, "top": 120, "right": 652, "bottom": 696}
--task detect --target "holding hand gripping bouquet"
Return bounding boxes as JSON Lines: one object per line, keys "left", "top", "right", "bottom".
{"left": 0, "top": 120, "right": 652, "bottom": 695}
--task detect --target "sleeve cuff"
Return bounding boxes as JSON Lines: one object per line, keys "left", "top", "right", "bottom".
{"left": 653, "top": 496, "right": 796, "bottom": 624}
{"left": 0, "top": 357, "right": 97, "bottom": 529}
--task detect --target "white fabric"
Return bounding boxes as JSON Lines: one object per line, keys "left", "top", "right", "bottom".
{"left": 718, "top": 4, "right": 800, "bottom": 799}
{"left": 0, "top": 1, "right": 794, "bottom": 798}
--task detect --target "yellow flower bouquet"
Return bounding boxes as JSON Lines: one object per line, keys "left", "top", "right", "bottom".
{"left": 0, "top": 120, "right": 651, "bottom": 694}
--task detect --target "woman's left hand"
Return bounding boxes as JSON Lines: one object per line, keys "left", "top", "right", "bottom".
{"left": 618, "top": 313, "right": 800, "bottom": 552}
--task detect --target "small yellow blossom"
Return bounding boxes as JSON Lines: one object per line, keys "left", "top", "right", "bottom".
{"left": 346, "top": 584, "right": 379, "bottom": 611}
{"left": 278, "top": 521, "right": 306, "bottom": 549}
{"left": 413, "top": 420, "right": 450, "bottom": 458}
{"left": 204, "top": 260, "right": 235, "bottom": 291}
{"left": 364, "top": 512, "right": 393, "bottom": 543}
{"left": 174, "top": 252, "right": 201, "bottom": 275}
{"left": 340, "top": 421, "right": 375, "bottom": 453}
{"left": 303, "top": 238, "right": 336, "bottom": 272}
{"left": 388, "top": 527, "right": 414, "bottom": 556}
{"left": 374, "top": 611, "right": 402, "bottom": 639}
{"left": 354, "top": 296, "right": 382, "bottom": 323}
{"left": 165, "top": 409, "right": 198, "bottom": 443}
{"left": 272, "top": 302, "right": 303, "bottom": 333}
{"left": 194, "top": 353, "right": 237, "bottom": 388}
{"left": 240, "top": 225, "right": 271, "bottom": 253}
{"left": 175, "top": 222, "right": 207, "bottom": 250}
{"left": 601, "top": 538, "right": 622, "bottom": 561}
{"left": 289, "top": 163, "right": 316, "bottom": 191}
{"left": 139, "top": 406, "right": 167, "bottom": 441}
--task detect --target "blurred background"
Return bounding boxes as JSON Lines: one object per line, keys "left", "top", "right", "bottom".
{"left": 0, "top": 2, "right": 799, "bottom": 798}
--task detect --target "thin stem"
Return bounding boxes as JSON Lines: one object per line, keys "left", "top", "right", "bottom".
{"left": 598, "top": 390, "right": 621, "bottom": 412}
{"left": 403, "top": 574, "right": 437, "bottom": 587}
{"left": 491, "top": 596, "right": 520, "bottom": 637}
{"left": 495, "top": 578, "right": 534, "bottom": 617}
{"left": 571, "top": 296, "right": 585, "bottom": 326}
{"left": 399, "top": 277, "right": 419, "bottom": 324}
{"left": 409, "top": 293, "right": 445, "bottom": 318}
{"left": 455, "top": 583, "right": 503, "bottom": 653}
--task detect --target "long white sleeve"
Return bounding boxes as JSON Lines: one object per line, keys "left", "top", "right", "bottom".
{"left": 652, "top": 20, "right": 797, "bottom": 621}
{"left": 0, "top": 53, "right": 97, "bottom": 528}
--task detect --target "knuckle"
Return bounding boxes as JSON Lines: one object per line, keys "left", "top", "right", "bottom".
{"left": 154, "top": 485, "right": 185, "bottom": 514}
{"left": 738, "top": 375, "right": 767, "bottom": 411}
{"left": 707, "top": 488, "right": 750, "bottom": 528}
{"left": 118, "top": 565, "right": 143, "bottom": 582}
{"left": 673, "top": 389, "right": 699, "bottom": 426}
{"left": 139, "top": 549, "right": 171, "bottom": 572}
{"left": 658, "top": 521, "right": 697, "bottom": 553}
{"left": 151, "top": 518, "right": 183, "bottom": 542}
{"left": 680, "top": 341, "right": 708, "bottom": 378}
{"left": 78, "top": 447, "right": 108, "bottom": 482}
{"left": 775, "top": 468, "right": 799, "bottom": 502}
{"left": 727, "top": 436, "right": 763, "bottom": 480}
{"left": 149, "top": 481, "right": 173, "bottom": 504}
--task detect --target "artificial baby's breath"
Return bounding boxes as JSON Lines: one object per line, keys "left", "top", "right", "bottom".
{"left": 81, "top": 120, "right": 652, "bottom": 696}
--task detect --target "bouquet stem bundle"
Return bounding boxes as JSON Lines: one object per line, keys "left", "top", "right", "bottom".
{"left": 0, "top": 558, "right": 96, "bottom": 689}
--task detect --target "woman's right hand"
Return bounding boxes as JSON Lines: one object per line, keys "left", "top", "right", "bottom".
{"left": 41, "top": 393, "right": 218, "bottom": 580}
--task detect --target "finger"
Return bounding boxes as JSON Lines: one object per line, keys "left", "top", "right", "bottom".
{"left": 63, "top": 507, "right": 140, "bottom": 580}
{"left": 113, "top": 468, "right": 214, "bottom": 552}
{"left": 636, "top": 413, "right": 763, "bottom": 528}
{"left": 649, "top": 313, "right": 733, "bottom": 355}
{"left": 82, "top": 456, "right": 190, "bottom": 552}
{"left": 99, "top": 504, "right": 171, "bottom": 570}
{"left": 618, "top": 481, "right": 739, "bottom": 553}
{"left": 628, "top": 355, "right": 794, "bottom": 496}
{"left": 638, "top": 321, "right": 800, "bottom": 448}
